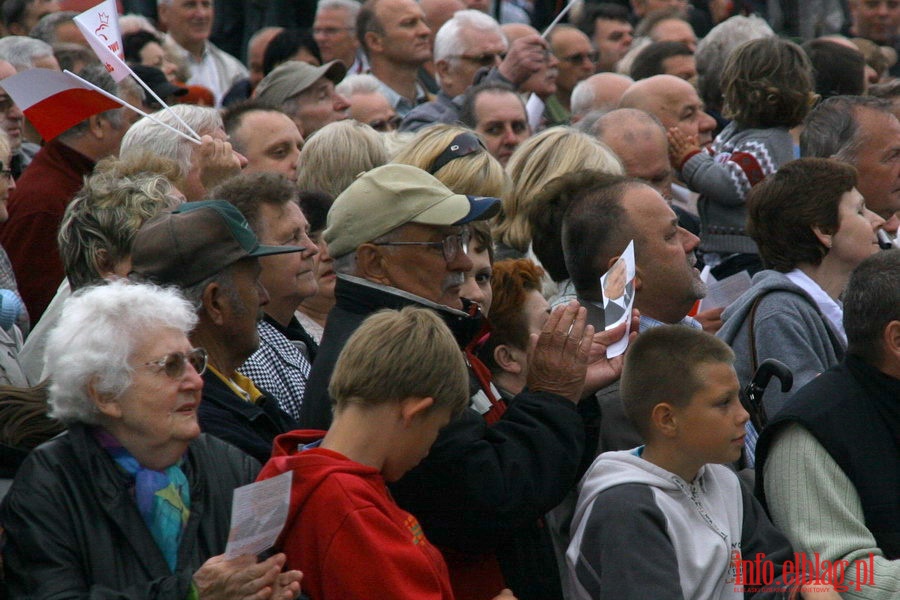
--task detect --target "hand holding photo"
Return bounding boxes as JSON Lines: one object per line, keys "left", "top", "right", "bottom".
{"left": 598, "top": 240, "right": 636, "bottom": 358}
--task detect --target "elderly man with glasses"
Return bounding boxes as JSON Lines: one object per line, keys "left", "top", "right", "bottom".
{"left": 400, "top": 8, "right": 550, "bottom": 132}
{"left": 548, "top": 24, "right": 597, "bottom": 116}
{"left": 299, "top": 163, "right": 631, "bottom": 600}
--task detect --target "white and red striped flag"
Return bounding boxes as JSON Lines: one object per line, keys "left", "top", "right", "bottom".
{"left": 0, "top": 69, "right": 120, "bottom": 140}
{"left": 73, "top": 0, "right": 130, "bottom": 82}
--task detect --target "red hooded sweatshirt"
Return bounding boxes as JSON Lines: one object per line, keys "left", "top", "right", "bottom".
{"left": 257, "top": 430, "right": 455, "bottom": 600}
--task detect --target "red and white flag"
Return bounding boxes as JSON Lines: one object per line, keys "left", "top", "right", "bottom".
{"left": 0, "top": 69, "right": 121, "bottom": 140}
{"left": 74, "top": 0, "right": 130, "bottom": 82}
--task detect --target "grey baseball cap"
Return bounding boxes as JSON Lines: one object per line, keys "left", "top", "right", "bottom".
{"left": 254, "top": 60, "right": 347, "bottom": 108}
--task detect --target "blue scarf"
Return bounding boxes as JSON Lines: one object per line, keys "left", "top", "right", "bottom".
{"left": 95, "top": 428, "right": 191, "bottom": 572}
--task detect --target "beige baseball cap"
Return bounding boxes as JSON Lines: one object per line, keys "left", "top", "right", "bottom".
{"left": 254, "top": 60, "right": 347, "bottom": 108}
{"left": 324, "top": 164, "right": 501, "bottom": 259}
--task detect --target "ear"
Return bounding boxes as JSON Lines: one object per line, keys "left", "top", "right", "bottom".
{"left": 650, "top": 402, "right": 677, "bottom": 438}
{"left": 400, "top": 396, "right": 435, "bottom": 426}
{"left": 94, "top": 248, "right": 117, "bottom": 279}
{"left": 201, "top": 281, "right": 228, "bottom": 326}
{"left": 87, "top": 376, "right": 121, "bottom": 419}
{"left": 364, "top": 31, "right": 383, "bottom": 54}
{"left": 88, "top": 114, "right": 106, "bottom": 139}
{"left": 435, "top": 59, "right": 452, "bottom": 80}
{"left": 883, "top": 320, "right": 900, "bottom": 367}
{"left": 355, "top": 244, "right": 392, "bottom": 286}
{"left": 493, "top": 344, "right": 523, "bottom": 375}
{"left": 811, "top": 224, "right": 833, "bottom": 251}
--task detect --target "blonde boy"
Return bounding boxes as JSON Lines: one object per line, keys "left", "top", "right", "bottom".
{"left": 257, "top": 307, "right": 513, "bottom": 600}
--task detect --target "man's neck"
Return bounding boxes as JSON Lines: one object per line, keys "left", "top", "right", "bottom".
{"left": 174, "top": 35, "right": 206, "bottom": 60}
{"left": 557, "top": 87, "right": 573, "bottom": 112}
{"left": 191, "top": 325, "right": 244, "bottom": 377}
{"left": 370, "top": 56, "right": 420, "bottom": 100}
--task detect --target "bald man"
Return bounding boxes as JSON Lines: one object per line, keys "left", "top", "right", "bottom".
{"left": 619, "top": 74, "right": 715, "bottom": 148}
{"left": 570, "top": 72, "right": 633, "bottom": 122}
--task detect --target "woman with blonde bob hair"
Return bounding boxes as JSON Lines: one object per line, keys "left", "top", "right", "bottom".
{"left": 495, "top": 127, "right": 623, "bottom": 259}
{"left": 391, "top": 124, "right": 510, "bottom": 198}
{"left": 296, "top": 120, "right": 389, "bottom": 199}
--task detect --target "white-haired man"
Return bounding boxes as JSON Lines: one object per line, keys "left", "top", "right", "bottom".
{"left": 400, "top": 9, "right": 549, "bottom": 132}
{"left": 119, "top": 104, "right": 244, "bottom": 201}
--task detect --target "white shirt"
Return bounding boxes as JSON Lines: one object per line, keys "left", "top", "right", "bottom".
{"left": 784, "top": 268, "right": 846, "bottom": 345}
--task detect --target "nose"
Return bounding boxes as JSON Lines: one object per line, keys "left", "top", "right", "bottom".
{"left": 699, "top": 110, "right": 716, "bottom": 134}
{"left": 867, "top": 208, "right": 887, "bottom": 230}
{"left": 8, "top": 102, "right": 23, "bottom": 120}
{"left": 501, "top": 125, "right": 519, "bottom": 146}
{"left": 182, "top": 360, "right": 204, "bottom": 389}
{"left": 448, "top": 248, "right": 473, "bottom": 272}
{"left": 680, "top": 227, "right": 700, "bottom": 252}
{"left": 736, "top": 402, "right": 750, "bottom": 426}
{"left": 301, "top": 232, "right": 319, "bottom": 259}
{"left": 333, "top": 92, "right": 350, "bottom": 112}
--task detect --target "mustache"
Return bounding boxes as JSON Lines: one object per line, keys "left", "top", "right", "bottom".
{"left": 442, "top": 272, "right": 465, "bottom": 292}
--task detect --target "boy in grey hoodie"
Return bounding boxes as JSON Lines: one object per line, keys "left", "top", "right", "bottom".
{"left": 565, "top": 326, "right": 839, "bottom": 600}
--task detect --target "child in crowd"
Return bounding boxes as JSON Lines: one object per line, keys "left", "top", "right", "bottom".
{"left": 566, "top": 326, "right": 838, "bottom": 600}
{"left": 669, "top": 37, "right": 814, "bottom": 279}
{"left": 256, "top": 306, "right": 514, "bottom": 600}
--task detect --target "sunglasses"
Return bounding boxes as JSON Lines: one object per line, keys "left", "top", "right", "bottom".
{"left": 561, "top": 51, "right": 599, "bottom": 64}
{"left": 452, "top": 52, "right": 505, "bottom": 67}
{"left": 428, "top": 132, "right": 486, "bottom": 175}
{"left": 142, "top": 348, "right": 208, "bottom": 379}
{"left": 367, "top": 115, "right": 402, "bottom": 132}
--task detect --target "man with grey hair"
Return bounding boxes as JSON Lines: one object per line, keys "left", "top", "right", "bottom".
{"left": 157, "top": 0, "right": 247, "bottom": 106}
{"left": 28, "top": 10, "right": 82, "bottom": 45}
{"left": 400, "top": 8, "right": 550, "bottom": 132}
{"left": 0, "top": 59, "right": 37, "bottom": 179}
{"left": 314, "top": 0, "right": 367, "bottom": 75}
{"left": 570, "top": 72, "right": 633, "bottom": 123}
{"left": 0, "top": 35, "right": 58, "bottom": 71}
{"left": 801, "top": 95, "right": 900, "bottom": 235}
{"left": 254, "top": 60, "right": 349, "bottom": 136}
{"left": 336, "top": 73, "right": 398, "bottom": 130}
{"left": 0, "top": 65, "right": 141, "bottom": 323}
{"left": 120, "top": 104, "right": 245, "bottom": 201}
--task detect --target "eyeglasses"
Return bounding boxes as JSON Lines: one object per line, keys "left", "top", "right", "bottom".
{"left": 561, "top": 51, "right": 599, "bottom": 64}
{"left": 367, "top": 115, "right": 402, "bottom": 132}
{"left": 142, "top": 348, "right": 208, "bottom": 379}
{"left": 313, "top": 26, "right": 355, "bottom": 37}
{"left": 428, "top": 132, "right": 485, "bottom": 175}
{"left": 373, "top": 228, "right": 471, "bottom": 263}
{"left": 449, "top": 52, "right": 505, "bottom": 67}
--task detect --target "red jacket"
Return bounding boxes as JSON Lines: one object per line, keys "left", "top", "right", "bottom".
{"left": 258, "top": 431, "right": 454, "bottom": 600}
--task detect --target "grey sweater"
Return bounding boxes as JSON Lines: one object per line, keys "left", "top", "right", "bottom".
{"left": 716, "top": 270, "right": 845, "bottom": 419}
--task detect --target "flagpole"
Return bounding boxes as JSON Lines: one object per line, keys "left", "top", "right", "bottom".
{"left": 542, "top": 0, "right": 579, "bottom": 37}
{"left": 64, "top": 70, "right": 201, "bottom": 146}
{"left": 124, "top": 64, "right": 202, "bottom": 142}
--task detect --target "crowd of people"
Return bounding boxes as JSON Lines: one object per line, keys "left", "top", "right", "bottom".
{"left": 0, "top": 0, "right": 896, "bottom": 598}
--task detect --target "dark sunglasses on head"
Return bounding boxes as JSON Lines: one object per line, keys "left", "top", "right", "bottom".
{"left": 428, "top": 132, "right": 486, "bottom": 175}
{"left": 143, "top": 348, "right": 208, "bottom": 379}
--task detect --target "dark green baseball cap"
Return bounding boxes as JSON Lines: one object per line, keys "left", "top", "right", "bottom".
{"left": 130, "top": 200, "right": 302, "bottom": 288}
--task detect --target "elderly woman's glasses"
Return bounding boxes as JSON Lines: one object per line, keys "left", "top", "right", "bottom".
{"left": 373, "top": 228, "right": 471, "bottom": 263}
{"left": 143, "top": 348, "right": 208, "bottom": 379}
{"left": 367, "top": 115, "right": 402, "bottom": 132}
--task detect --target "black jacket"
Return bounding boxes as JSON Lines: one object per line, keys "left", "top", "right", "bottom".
{"left": 301, "top": 275, "right": 584, "bottom": 600}
{"left": 0, "top": 425, "right": 259, "bottom": 598}
{"left": 199, "top": 370, "right": 299, "bottom": 464}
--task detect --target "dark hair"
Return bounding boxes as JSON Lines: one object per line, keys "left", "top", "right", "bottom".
{"left": 123, "top": 30, "right": 163, "bottom": 64}
{"left": 263, "top": 28, "right": 322, "bottom": 76}
{"left": 577, "top": 2, "right": 630, "bottom": 38}
{"left": 297, "top": 190, "right": 334, "bottom": 233}
{"left": 843, "top": 250, "right": 900, "bottom": 365}
{"left": 221, "top": 101, "right": 288, "bottom": 153}
{"left": 477, "top": 258, "right": 544, "bottom": 373}
{"left": 2, "top": 0, "right": 29, "bottom": 28}
{"left": 800, "top": 95, "right": 892, "bottom": 161}
{"left": 459, "top": 81, "right": 521, "bottom": 129}
{"left": 802, "top": 39, "right": 866, "bottom": 101}
{"left": 621, "top": 325, "right": 734, "bottom": 438}
{"left": 470, "top": 220, "right": 494, "bottom": 264}
{"left": 561, "top": 172, "right": 641, "bottom": 296}
{"left": 747, "top": 157, "right": 857, "bottom": 272}
{"left": 722, "top": 37, "right": 814, "bottom": 128}
{"left": 634, "top": 8, "right": 688, "bottom": 38}
{"left": 52, "top": 42, "right": 97, "bottom": 72}
{"left": 630, "top": 41, "right": 693, "bottom": 81}
{"left": 528, "top": 170, "right": 606, "bottom": 283}
{"left": 357, "top": 0, "right": 385, "bottom": 54}
{"left": 212, "top": 172, "right": 298, "bottom": 238}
